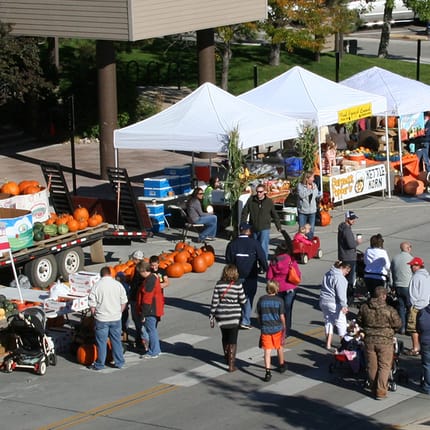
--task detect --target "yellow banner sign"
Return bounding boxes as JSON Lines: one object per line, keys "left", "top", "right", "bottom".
{"left": 338, "top": 103, "right": 372, "bottom": 124}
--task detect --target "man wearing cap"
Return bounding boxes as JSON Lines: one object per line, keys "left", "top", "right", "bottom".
{"left": 407, "top": 257, "right": 430, "bottom": 355}
{"left": 337, "top": 210, "right": 362, "bottom": 304}
{"left": 225, "top": 222, "right": 268, "bottom": 329}
{"left": 240, "top": 184, "right": 282, "bottom": 260}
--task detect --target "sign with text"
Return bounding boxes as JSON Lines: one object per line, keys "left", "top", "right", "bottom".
{"left": 329, "top": 164, "right": 387, "bottom": 203}
{"left": 338, "top": 103, "right": 372, "bottom": 124}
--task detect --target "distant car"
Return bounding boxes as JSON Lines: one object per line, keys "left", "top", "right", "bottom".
{"left": 347, "top": 0, "right": 415, "bottom": 25}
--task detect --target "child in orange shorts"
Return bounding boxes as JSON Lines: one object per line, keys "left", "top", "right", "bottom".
{"left": 256, "top": 280, "right": 287, "bottom": 382}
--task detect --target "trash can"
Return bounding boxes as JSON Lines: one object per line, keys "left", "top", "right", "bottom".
{"left": 349, "top": 39, "right": 358, "bottom": 55}
{"left": 282, "top": 207, "right": 297, "bottom": 226}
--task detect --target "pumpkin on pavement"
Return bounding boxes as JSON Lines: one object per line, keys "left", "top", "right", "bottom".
{"left": 166, "top": 262, "right": 185, "bottom": 278}
{"left": 192, "top": 255, "right": 207, "bottom": 273}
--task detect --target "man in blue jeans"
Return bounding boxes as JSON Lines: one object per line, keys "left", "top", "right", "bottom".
{"left": 240, "top": 184, "right": 282, "bottom": 260}
{"left": 88, "top": 266, "right": 128, "bottom": 370}
{"left": 225, "top": 222, "right": 268, "bottom": 329}
{"left": 418, "top": 301, "right": 430, "bottom": 394}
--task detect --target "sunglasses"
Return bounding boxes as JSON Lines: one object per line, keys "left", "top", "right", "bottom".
{"left": 256, "top": 190, "right": 265, "bottom": 193}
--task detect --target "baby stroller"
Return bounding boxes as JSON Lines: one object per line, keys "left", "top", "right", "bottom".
{"left": 2, "top": 307, "right": 56, "bottom": 375}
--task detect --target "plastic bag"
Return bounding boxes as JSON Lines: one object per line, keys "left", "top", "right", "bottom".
{"left": 50, "top": 280, "right": 70, "bottom": 300}
{"left": 9, "top": 274, "right": 32, "bottom": 290}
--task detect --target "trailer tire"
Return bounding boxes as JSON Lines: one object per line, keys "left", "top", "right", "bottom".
{"left": 56, "top": 247, "right": 85, "bottom": 281}
{"left": 24, "top": 255, "right": 58, "bottom": 289}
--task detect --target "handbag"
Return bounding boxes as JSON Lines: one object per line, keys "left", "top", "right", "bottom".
{"left": 287, "top": 260, "right": 301, "bottom": 285}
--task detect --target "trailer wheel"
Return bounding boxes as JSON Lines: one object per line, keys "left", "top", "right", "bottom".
{"left": 55, "top": 247, "right": 85, "bottom": 281}
{"left": 24, "top": 255, "right": 58, "bottom": 289}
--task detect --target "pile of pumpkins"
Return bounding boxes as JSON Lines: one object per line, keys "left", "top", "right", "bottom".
{"left": 109, "top": 242, "right": 216, "bottom": 280}
{"left": 33, "top": 206, "right": 104, "bottom": 241}
{"left": 0, "top": 179, "right": 43, "bottom": 195}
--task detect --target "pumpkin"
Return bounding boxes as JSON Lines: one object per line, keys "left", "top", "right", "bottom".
{"left": 175, "top": 241, "right": 187, "bottom": 252}
{"left": 401, "top": 175, "right": 425, "bottom": 196}
{"left": 67, "top": 218, "right": 79, "bottom": 232}
{"left": 319, "top": 210, "right": 331, "bottom": 227}
{"left": 201, "top": 251, "right": 215, "bottom": 267}
{"left": 88, "top": 212, "right": 103, "bottom": 227}
{"left": 174, "top": 250, "right": 189, "bottom": 264}
{"left": 200, "top": 244, "right": 215, "bottom": 255}
{"left": 166, "top": 262, "right": 185, "bottom": 278}
{"left": 184, "top": 244, "right": 195, "bottom": 256}
{"left": 22, "top": 185, "right": 41, "bottom": 195}
{"left": 77, "top": 219, "right": 88, "bottom": 230}
{"left": 182, "top": 262, "right": 192, "bottom": 273}
{"left": 192, "top": 255, "right": 207, "bottom": 273}
{"left": 158, "top": 260, "right": 171, "bottom": 270}
{"left": 56, "top": 214, "right": 71, "bottom": 226}
{"left": 77, "top": 344, "right": 97, "bottom": 365}
{"left": 1, "top": 181, "right": 20, "bottom": 196}
{"left": 18, "top": 180, "right": 40, "bottom": 194}
{"left": 73, "top": 206, "right": 90, "bottom": 222}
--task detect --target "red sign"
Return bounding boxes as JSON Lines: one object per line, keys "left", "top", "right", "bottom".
{"left": 0, "top": 236, "right": 11, "bottom": 252}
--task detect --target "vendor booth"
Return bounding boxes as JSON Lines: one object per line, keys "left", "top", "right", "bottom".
{"left": 239, "top": 66, "right": 389, "bottom": 200}
{"left": 341, "top": 66, "right": 430, "bottom": 190}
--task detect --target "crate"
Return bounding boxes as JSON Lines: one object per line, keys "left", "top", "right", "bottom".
{"left": 152, "top": 220, "right": 165, "bottom": 233}
{"left": 285, "top": 157, "right": 303, "bottom": 177}
{"left": 180, "top": 185, "right": 192, "bottom": 194}
{"left": 179, "top": 174, "right": 192, "bottom": 185}
{"left": 150, "top": 213, "right": 165, "bottom": 224}
{"left": 164, "top": 165, "right": 191, "bottom": 176}
{"left": 146, "top": 204, "right": 164, "bottom": 217}
{"left": 144, "top": 176, "right": 179, "bottom": 188}
{"left": 144, "top": 187, "right": 174, "bottom": 198}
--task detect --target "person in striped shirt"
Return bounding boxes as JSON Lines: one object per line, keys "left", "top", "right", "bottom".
{"left": 209, "top": 264, "right": 247, "bottom": 372}
{"left": 257, "top": 280, "right": 287, "bottom": 382}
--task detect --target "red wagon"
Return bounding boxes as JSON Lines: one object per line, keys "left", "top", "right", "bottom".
{"left": 293, "top": 236, "right": 323, "bottom": 264}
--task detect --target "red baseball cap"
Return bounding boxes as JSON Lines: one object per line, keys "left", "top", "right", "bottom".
{"left": 408, "top": 257, "right": 424, "bottom": 266}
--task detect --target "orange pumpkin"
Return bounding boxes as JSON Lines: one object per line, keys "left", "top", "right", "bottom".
{"left": 67, "top": 218, "right": 79, "bottom": 232}
{"left": 1, "top": 181, "right": 20, "bottom": 196}
{"left": 73, "top": 206, "right": 90, "bottom": 221}
{"left": 18, "top": 180, "right": 40, "bottom": 194}
{"left": 88, "top": 212, "right": 103, "bottom": 227}
{"left": 76, "top": 344, "right": 97, "bottom": 366}
{"left": 174, "top": 250, "right": 189, "bottom": 264}
{"left": 192, "top": 255, "right": 207, "bottom": 273}
{"left": 158, "top": 260, "right": 171, "bottom": 270}
{"left": 166, "top": 262, "right": 185, "bottom": 278}
{"left": 319, "top": 210, "right": 331, "bottom": 227}
{"left": 182, "top": 262, "right": 192, "bottom": 273}
{"left": 201, "top": 251, "right": 215, "bottom": 267}
{"left": 46, "top": 213, "right": 58, "bottom": 225}
{"left": 175, "top": 241, "right": 187, "bottom": 252}
{"left": 78, "top": 219, "right": 88, "bottom": 230}
{"left": 56, "top": 214, "right": 71, "bottom": 226}
{"left": 22, "top": 185, "right": 41, "bottom": 195}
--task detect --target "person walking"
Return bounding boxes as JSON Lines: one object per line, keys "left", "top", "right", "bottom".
{"left": 407, "top": 257, "right": 430, "bottom": 356}
{"left": 267, "top": 237, "right": 301, "bottom": 339}
{"left": 209, "top": 264, "right": 247, "bottom": 372}
{"left": 319, "top": 261, "right": 351, "bottom": 350}
{"left": 186, "top": 187, "right": 217, "bottom": 242}
{"left": 225, "top": 222, "right": 268, "bottom": 329}
{"left": 240, "top": 183, "right": 282, "bottom": 260}
{"left": 391, "top": 242, "right": 413, "bottom": 334}
{"left": 136, "top": 261, "right": 165, "bottom": 359}
{"left": 337, "top": 210, "right": 362, "bottom": 304}
{"left": 296, "top": 171, "right": 319, "bottom": 240}
{"left": 357, "top": 286, "right": 401, "bottom": 400}
{"left": 417, "top": 300, "right": 430, "bottom": 394}
{"left": 256, "top": 280, "right": 287, "bottom": 382}
{"left": 88, "top": 266, "right": 128, "bottom": 370}
{"left": 363, "top": 233, "right": 391, "bottom": 298}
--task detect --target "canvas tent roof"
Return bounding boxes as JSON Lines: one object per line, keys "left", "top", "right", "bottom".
{"left": 114, "top": 82, "right": 301, "bottom": 153}
{"left": 341, "top": 66, "right": 430, "bottom": 117}
{"left": 239, "top": 66, "right": 387, "bottom": 126}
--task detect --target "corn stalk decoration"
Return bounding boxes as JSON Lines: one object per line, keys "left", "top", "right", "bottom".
{"left": 224, "top": 127, "right": 248, "bottom": 231}
{"left": 294, "top": 123, "right": 318, "bottom": 173}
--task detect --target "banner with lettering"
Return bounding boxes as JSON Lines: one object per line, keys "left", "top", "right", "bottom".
{"left": 329, "top": 164, "right": 387, "bottom": 203}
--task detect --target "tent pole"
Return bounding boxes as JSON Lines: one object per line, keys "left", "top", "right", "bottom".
{"left": 397, "top": 119, "right": 404, "bottom": 195}
{"left": 317, "top": 127, "right": 323, "bottom": 194}
{"left": 114, "top": 148, "right": 118, "bottom": 168}
{"left": 385, "top": 113, "right": 391, "bottom": 198}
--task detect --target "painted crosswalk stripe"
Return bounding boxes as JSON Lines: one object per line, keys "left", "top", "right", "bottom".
{"left": 163, "top": 334, "right": 209, "bottom": 345}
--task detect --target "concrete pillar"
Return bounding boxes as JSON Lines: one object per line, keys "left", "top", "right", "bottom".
{"left": 96, "top": 40, "right": 117, "bottom": 179}
{"left": 197, "top": 29, "right": 215, "bottom": 85}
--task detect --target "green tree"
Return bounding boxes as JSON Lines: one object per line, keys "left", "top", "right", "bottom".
{"left": 405, "top": 0, "right": 430, "bottom": 21}
{"left": 0, "top": 21, "right": 51, "bottom": 106}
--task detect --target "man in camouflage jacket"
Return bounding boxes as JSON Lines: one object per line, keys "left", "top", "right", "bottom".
{"left": 357, "top": 286, "right": 401, "bottom": 400}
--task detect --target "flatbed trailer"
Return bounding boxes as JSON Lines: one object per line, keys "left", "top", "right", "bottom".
{"left": 0, "top": 223, "right": 108, "bottom": 289}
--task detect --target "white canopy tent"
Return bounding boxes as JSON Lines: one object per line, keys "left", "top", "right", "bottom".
{"left": 239, "top": 66, "right": 389, "bottom": 195}
{"left": 341, "top": 66, "right": 430, "bottom": 176}
{"left": 113, "top": 82, "right": 302, "bottom": 157}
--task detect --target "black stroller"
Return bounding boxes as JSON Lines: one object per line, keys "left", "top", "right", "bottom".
{"left": 2, "top": 307, "right": 56, "bottom": 375}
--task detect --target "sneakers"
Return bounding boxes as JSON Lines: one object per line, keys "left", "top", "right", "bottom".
{"left": 240, "top": 324, "right": 252, "bottom": 330}
{"left": 87, "top": 363, "right": 103, "bottom": 371}
{"left": 205, "top": 237, "right": 216, "bottom": 241}
{"left": 263, "top": 370, "right": 272, "bottom": 382}
{"left": 142, "top": 353, "right": 160, "bottom": 359}
{"left": 279, "top": 363, "right": 287, "bottom": 373}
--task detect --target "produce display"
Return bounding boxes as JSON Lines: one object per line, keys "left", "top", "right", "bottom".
{"left": 1, "top": 179, "right": 43, "bottom": 196}
{"left": 33, "top": 206, "right": 104, "bottom": 241}
{"left": 342, "top": 147, "right": 415, "bottom": 163}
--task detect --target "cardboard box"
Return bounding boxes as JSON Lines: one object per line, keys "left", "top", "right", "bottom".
{"left": 69, "top": 271, "right": 100, "bottom": 294}
{"left": 44, "top": 294, "right": 89, "bottom": 313}
{"left": 0, "top": 208, "right": 33, "bottom": 251}
{"left": 0, "top": 188, "right": 50, "bottom": 222}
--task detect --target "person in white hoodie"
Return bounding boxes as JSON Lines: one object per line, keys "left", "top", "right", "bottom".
{"left": 364, "top": 234, "right": 390, "bottom": 298}
{"left": 319, "top": 261, "right": 351, "bottom": 350}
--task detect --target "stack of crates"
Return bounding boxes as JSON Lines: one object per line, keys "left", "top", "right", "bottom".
{"left": 147, "top": 203, "right": 165, "bottom": 233}
{"left": 164, "top": 165, "right": 192, "bottom": 195}
{"left": 144, "top": 176, "right": 176, "bottom": 198}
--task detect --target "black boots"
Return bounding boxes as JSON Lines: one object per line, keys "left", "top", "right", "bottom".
{"left": 222, "top": 341, "right": 228, "bottom": 364}
{"left": 264, "top": 369, "right": 272, "bottom": 382}
{"left": 227, "top": 344, "right": 237, "bottom": 372}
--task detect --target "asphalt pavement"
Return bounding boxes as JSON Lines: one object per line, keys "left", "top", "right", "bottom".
{"left": 1, "top": 142, "right": 430, "bottom": 429}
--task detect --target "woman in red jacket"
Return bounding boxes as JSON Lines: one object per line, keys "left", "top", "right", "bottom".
{"left": 136, "top": 261, "right": 165, "bottom": 358}
{"left": 267, "top": 239, "right": 301, "bottom": 339}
